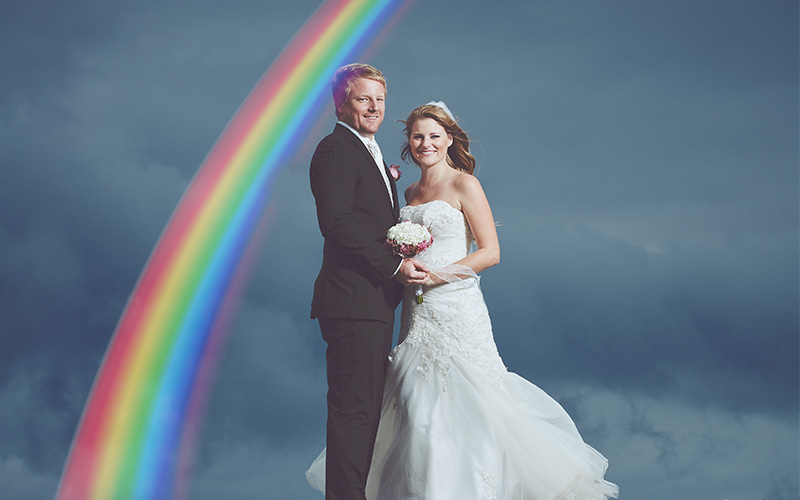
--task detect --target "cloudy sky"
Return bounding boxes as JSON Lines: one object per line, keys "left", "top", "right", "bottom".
{"left": 1, "top": 0, "right": 797, "bottom": 499}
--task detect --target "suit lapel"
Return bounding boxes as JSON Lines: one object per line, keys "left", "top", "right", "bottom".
{"left": 337, "top": 125, "right": 396, "bottom": 217}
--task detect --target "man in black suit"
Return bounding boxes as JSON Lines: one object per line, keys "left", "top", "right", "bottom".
{"left": 310, "top": 63, "right": 428, "bottom": 500}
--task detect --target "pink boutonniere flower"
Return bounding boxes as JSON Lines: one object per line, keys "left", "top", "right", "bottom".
{"left": 389, "top": 164, "right": 402, "bottom": 180}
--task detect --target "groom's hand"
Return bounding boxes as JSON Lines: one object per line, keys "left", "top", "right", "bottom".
{"left": 395, "top": 258, "right": 430, "bottom": 286}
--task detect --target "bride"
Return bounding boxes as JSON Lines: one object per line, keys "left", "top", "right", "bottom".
{"left": 307, "top": 102, "right": 619, "bottom": 500}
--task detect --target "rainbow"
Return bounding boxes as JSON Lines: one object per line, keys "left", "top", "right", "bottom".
{"left": 55, "top": 1, "right": 411, "bottom": 498}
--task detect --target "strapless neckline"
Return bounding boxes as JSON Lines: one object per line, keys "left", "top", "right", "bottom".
{"left": 404, "top": 199, "right": 460, "bottom": 214}
{"left": 399, "top": 200, "right": 472, "bottom": 270}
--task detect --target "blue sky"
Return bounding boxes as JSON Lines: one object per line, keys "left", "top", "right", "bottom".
{"left": 1, "top": 1, "right": 797, "bottom": 499}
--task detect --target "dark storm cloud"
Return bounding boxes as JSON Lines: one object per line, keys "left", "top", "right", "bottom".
{"left": 0, "top": 1, "right": 796, "bottom": 499}
{"left": 388, "top": 0, "right": 799, "bottom": 414}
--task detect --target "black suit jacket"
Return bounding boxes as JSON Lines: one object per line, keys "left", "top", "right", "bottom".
{"left": 310, "top": 124, "right": 403, "bottom": 321}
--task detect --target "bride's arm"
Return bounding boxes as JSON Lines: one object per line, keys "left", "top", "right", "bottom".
{"left": 452, "top": 174, "right": 500, "bottom": 274}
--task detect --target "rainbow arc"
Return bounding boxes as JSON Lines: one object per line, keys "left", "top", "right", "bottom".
{"left": 55, "top": 1, "right": 410, "bottom": 498}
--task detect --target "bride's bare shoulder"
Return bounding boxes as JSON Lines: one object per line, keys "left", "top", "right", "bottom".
{"left": 452, "top": 171, "right": 484, "bottom": 195}
{"left": 450, "top": 172, "right": 490, "bottom": 215}
{"left": 404, "top": 181, "right": 420, "bottom": 203}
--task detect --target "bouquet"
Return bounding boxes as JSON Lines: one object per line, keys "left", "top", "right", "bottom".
{"left": 385, "top": 221, "right": 433, "bottom": 303}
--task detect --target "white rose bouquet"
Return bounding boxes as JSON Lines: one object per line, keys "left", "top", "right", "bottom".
{"left": 385, "top": 220, "right": 433, "bottom": 303}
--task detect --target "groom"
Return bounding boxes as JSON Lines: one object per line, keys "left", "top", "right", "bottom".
{"left": 309, "top": 63, "right": 428, "bottom": 500}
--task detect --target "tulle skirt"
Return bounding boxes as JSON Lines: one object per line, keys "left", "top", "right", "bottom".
{"left": 306, "top": 304, "right": 619, "bottom": 500}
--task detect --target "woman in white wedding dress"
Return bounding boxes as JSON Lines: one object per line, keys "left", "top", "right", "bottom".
{"left": 307, "top": 102, "right": 618, "bottom": 500}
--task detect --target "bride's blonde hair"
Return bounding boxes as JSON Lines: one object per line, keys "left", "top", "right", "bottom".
{"left": 401, "top": 104, "right": 476, "bottom": 175}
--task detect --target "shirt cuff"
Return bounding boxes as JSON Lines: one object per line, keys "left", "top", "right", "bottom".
{"left": 391, "top": 258, "right": 403, "bottom": 278}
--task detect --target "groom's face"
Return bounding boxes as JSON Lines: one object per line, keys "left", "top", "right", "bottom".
{"left": 337, "top": 77, "right": 385, "bottom": 139}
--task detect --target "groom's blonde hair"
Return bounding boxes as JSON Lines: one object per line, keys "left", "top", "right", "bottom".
{"left": 331, "top": 63, "right": 387, "bottom": 118}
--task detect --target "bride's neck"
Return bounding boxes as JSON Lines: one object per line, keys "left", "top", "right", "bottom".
{"left": 418, "top": 162, "right": 456, "bottom": 187}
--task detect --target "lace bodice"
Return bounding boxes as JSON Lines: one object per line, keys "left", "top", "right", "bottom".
{"left": 399, "top": 200, "right": 473, "bottom": 269}
{"left": 395, "top": 200, "right": 506, "bottom": 391}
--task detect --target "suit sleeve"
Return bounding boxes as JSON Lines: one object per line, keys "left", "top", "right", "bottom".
{"left": 310, "top": 139, "right": 402, "bottom": 282}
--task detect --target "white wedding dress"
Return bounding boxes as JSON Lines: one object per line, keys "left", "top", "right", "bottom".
{"left": 307, "top": 200, "right": 619, "bottom": 500}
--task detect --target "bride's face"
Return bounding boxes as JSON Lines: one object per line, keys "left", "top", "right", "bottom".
{"left": 409, "top": 118, "right": 453, "bottom": 169}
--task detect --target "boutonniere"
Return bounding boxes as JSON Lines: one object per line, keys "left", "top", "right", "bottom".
{"left": 389, "top": 164, "right": 402, "bottom": 180}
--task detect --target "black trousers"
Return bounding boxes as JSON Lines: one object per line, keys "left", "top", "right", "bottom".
{"left": 319, "top": 317, "right": 393, "bottom": 500}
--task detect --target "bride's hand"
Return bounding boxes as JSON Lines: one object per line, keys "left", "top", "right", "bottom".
{"left": 425, "top": 273, "right": 446, "bottom": 286}
{"left": 396, "top": 258, "right": 430, "bottom": 286}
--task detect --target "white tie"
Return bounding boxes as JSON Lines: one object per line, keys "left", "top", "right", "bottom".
{"left": 366, "top": 139, "right": 379, "bottom": 158}
{"left": 366, "top": 139, "right": 393, "bottom": 207}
